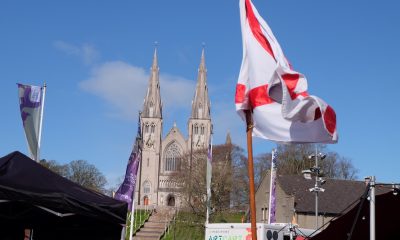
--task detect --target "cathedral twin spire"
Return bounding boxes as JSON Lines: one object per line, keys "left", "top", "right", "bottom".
{"left": 142, "top": 48, "right": 162, "bottom": 118}
{"left": 191, "top": 48, "right": 211, "bottom": 120}
{"left": 142, "top": 47, "right": 210, "bottom": 121}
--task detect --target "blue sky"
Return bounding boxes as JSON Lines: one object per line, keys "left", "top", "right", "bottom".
{"left": 1, "top": 0, "right": 399, "bottom": 186}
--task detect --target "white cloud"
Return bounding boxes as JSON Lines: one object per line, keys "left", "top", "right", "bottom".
{"left": 160, "top": 74, "right": 195, "bottom": 107}
{"left": 79, "top": 61, "right": 195, "bottom": 120}
{"left": 54, "top": 41, "right": 99, "bottom": 65}
{"left": 211, "top": 100, "right": 246, "bottom": 146}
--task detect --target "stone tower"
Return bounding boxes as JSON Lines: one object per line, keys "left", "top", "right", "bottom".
{"left": 138, "top": 48, "right": 163, "bottom": 206}
{"left": 188, "top": 48, "right": 212, "bottom": 153}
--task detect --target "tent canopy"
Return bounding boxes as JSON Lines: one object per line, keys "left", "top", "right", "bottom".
{"left": 0, "top": 151, "right": 127, "bottom": 240}
{"left": 310, "top": 187, "right": 400, "bottom": 240}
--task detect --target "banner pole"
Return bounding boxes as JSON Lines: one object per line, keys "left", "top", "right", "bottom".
{"left": 36, "top": 82, "right": 46, "bottom": 162}
{"left": 206, "top": 135, "right": 213, "bottom": 225}
{"left": 267, "top": 149, "right": 276, "bottom": 224}
{"left": 129, "top": 204, "right": 135, "bottom": 240}
{"left": 245, "top": 110, "right": 257, "bottom": 240}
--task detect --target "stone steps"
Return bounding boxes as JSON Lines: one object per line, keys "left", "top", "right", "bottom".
{"left": 133, "top": 207, "right": 175, "bottom": 240}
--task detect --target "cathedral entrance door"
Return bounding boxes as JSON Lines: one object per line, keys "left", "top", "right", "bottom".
{"left": 167, "top": 195, "right": 175, "bottom": 206}
{"left": 144, "top": 196, "right": 149, "bottom": 206}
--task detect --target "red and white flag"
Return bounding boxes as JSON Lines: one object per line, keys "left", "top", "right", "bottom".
{"left": 236, "top": 0, "right": 338, "bottom": 143}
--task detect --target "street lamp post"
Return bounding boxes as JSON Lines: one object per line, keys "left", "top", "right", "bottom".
{"left": 303, "top": 147, "right": 326, "bottom": 230}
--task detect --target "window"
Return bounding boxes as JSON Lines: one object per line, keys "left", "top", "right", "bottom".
{"left": 194, "top": 124, "right": 199, "bottom": 135}
{"left": 201, "top": 124, "right": 205, "bottom": 135}
{"left": 145, "top": 123, "right": 149, "bottom": 133}
{"left": 164, "top": 142, "right": 181, "bottom": 172}
{"left": 151, "top": 123, "right": 155, "bottom": 134}
{"left": 143, "top": 181, "right": 151, "bottom": 194}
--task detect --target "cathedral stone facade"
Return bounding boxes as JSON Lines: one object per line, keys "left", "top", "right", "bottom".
{"left": 135, "top": 48, "right": 212, "bottom": 208}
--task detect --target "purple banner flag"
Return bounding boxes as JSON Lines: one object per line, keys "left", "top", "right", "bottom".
{"left": 114, "top": 149, "right": 140, "bottom": 211}
{"left": 115, "top": 114, "right": 142, "bottom": 211}
{"left": 268, "top": 149, "right": 278, "bottom": 223}
{"left": 17, "top": 83, "right": 44, "bottom": 161}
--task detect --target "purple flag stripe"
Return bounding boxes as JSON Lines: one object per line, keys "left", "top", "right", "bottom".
{"left": 18, "top": 84, "right": 42, "bottom": 124}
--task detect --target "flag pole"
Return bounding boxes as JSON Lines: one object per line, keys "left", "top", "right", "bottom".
{"left": 189, "top": 123, "right": 194, "bottom": 203}
{"left": 36, "top": 82, "right": 46, "bottom": 162}
{"left": 129, "top": 203, "right": 135, "bottom": 240}
{"left": 245, "top": 110, "right": 257, "bottom": 240}
{"left": 130, "top": 112, "right": 142, "bottom": 240}
{"left": 206, "top": 134, "right": 213, "bottom": 224}
{"left": 267, "top": 149, "right": 276, "bottom": 224}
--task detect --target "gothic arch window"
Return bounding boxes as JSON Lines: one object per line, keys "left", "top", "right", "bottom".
{"left": 164, "top": 142, "right": 181, "bottom": 172}
{"left": 144, "top": 122, "right": 155, "bottom": 148}
{"left": 194, "top": 124, "right": 199, "bottom": 135}
{"left": 201, "top": 124, "right": 205, "bottom": 135}
{"left": 143, "top": 180, "right": 151, "bottom": 194}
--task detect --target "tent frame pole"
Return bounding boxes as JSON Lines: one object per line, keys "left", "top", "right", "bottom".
{"left": 370, "top": 176, "right": 375, "bottom": 240}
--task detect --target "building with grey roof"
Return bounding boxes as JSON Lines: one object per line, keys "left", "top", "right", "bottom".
{"left": 255, "top": 172, "right": 386, "bottom": 229}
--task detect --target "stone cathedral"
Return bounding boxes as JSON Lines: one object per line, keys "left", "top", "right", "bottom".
{"left": 134, "top": 48, "right": 212, "bottom": 208}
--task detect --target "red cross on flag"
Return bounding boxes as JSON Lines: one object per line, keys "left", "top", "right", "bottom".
{"left": 236, "top": 0, "right": 338, "bottom": 143}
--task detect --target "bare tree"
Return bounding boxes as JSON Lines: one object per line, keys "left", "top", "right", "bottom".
{"left": 175, "top": 143, "right": 247, "bottom": 217}
{"left": 335, "top": 156, "right": 358, "bottom": 180}
{"left": 230, "top": 145, "right": 250, "bottom": 209}
{"left": 40, "top": 159, "right": 70, "bottom": 178}
{"left": 255, "top": 144, "right": 358, "bottom": 180}
{"left": 40, "top": 159, "right": 108, "bottom": 193}
{"left": 68, "top": 159, "right": 107, "bottom": 192}
{"left": 254, "top": 153, "right": 271, "bottom": 186}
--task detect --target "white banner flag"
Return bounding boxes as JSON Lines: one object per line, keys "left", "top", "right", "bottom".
{"left": 18, "top": 83, "right": 45, "bottom": 160}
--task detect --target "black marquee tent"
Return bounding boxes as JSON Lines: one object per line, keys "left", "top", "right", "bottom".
{"left": 310, "top": 186, "right": 400, "bottom": 240}
{"left": 0, "top": 151, "right": 127, "bottom": 240}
